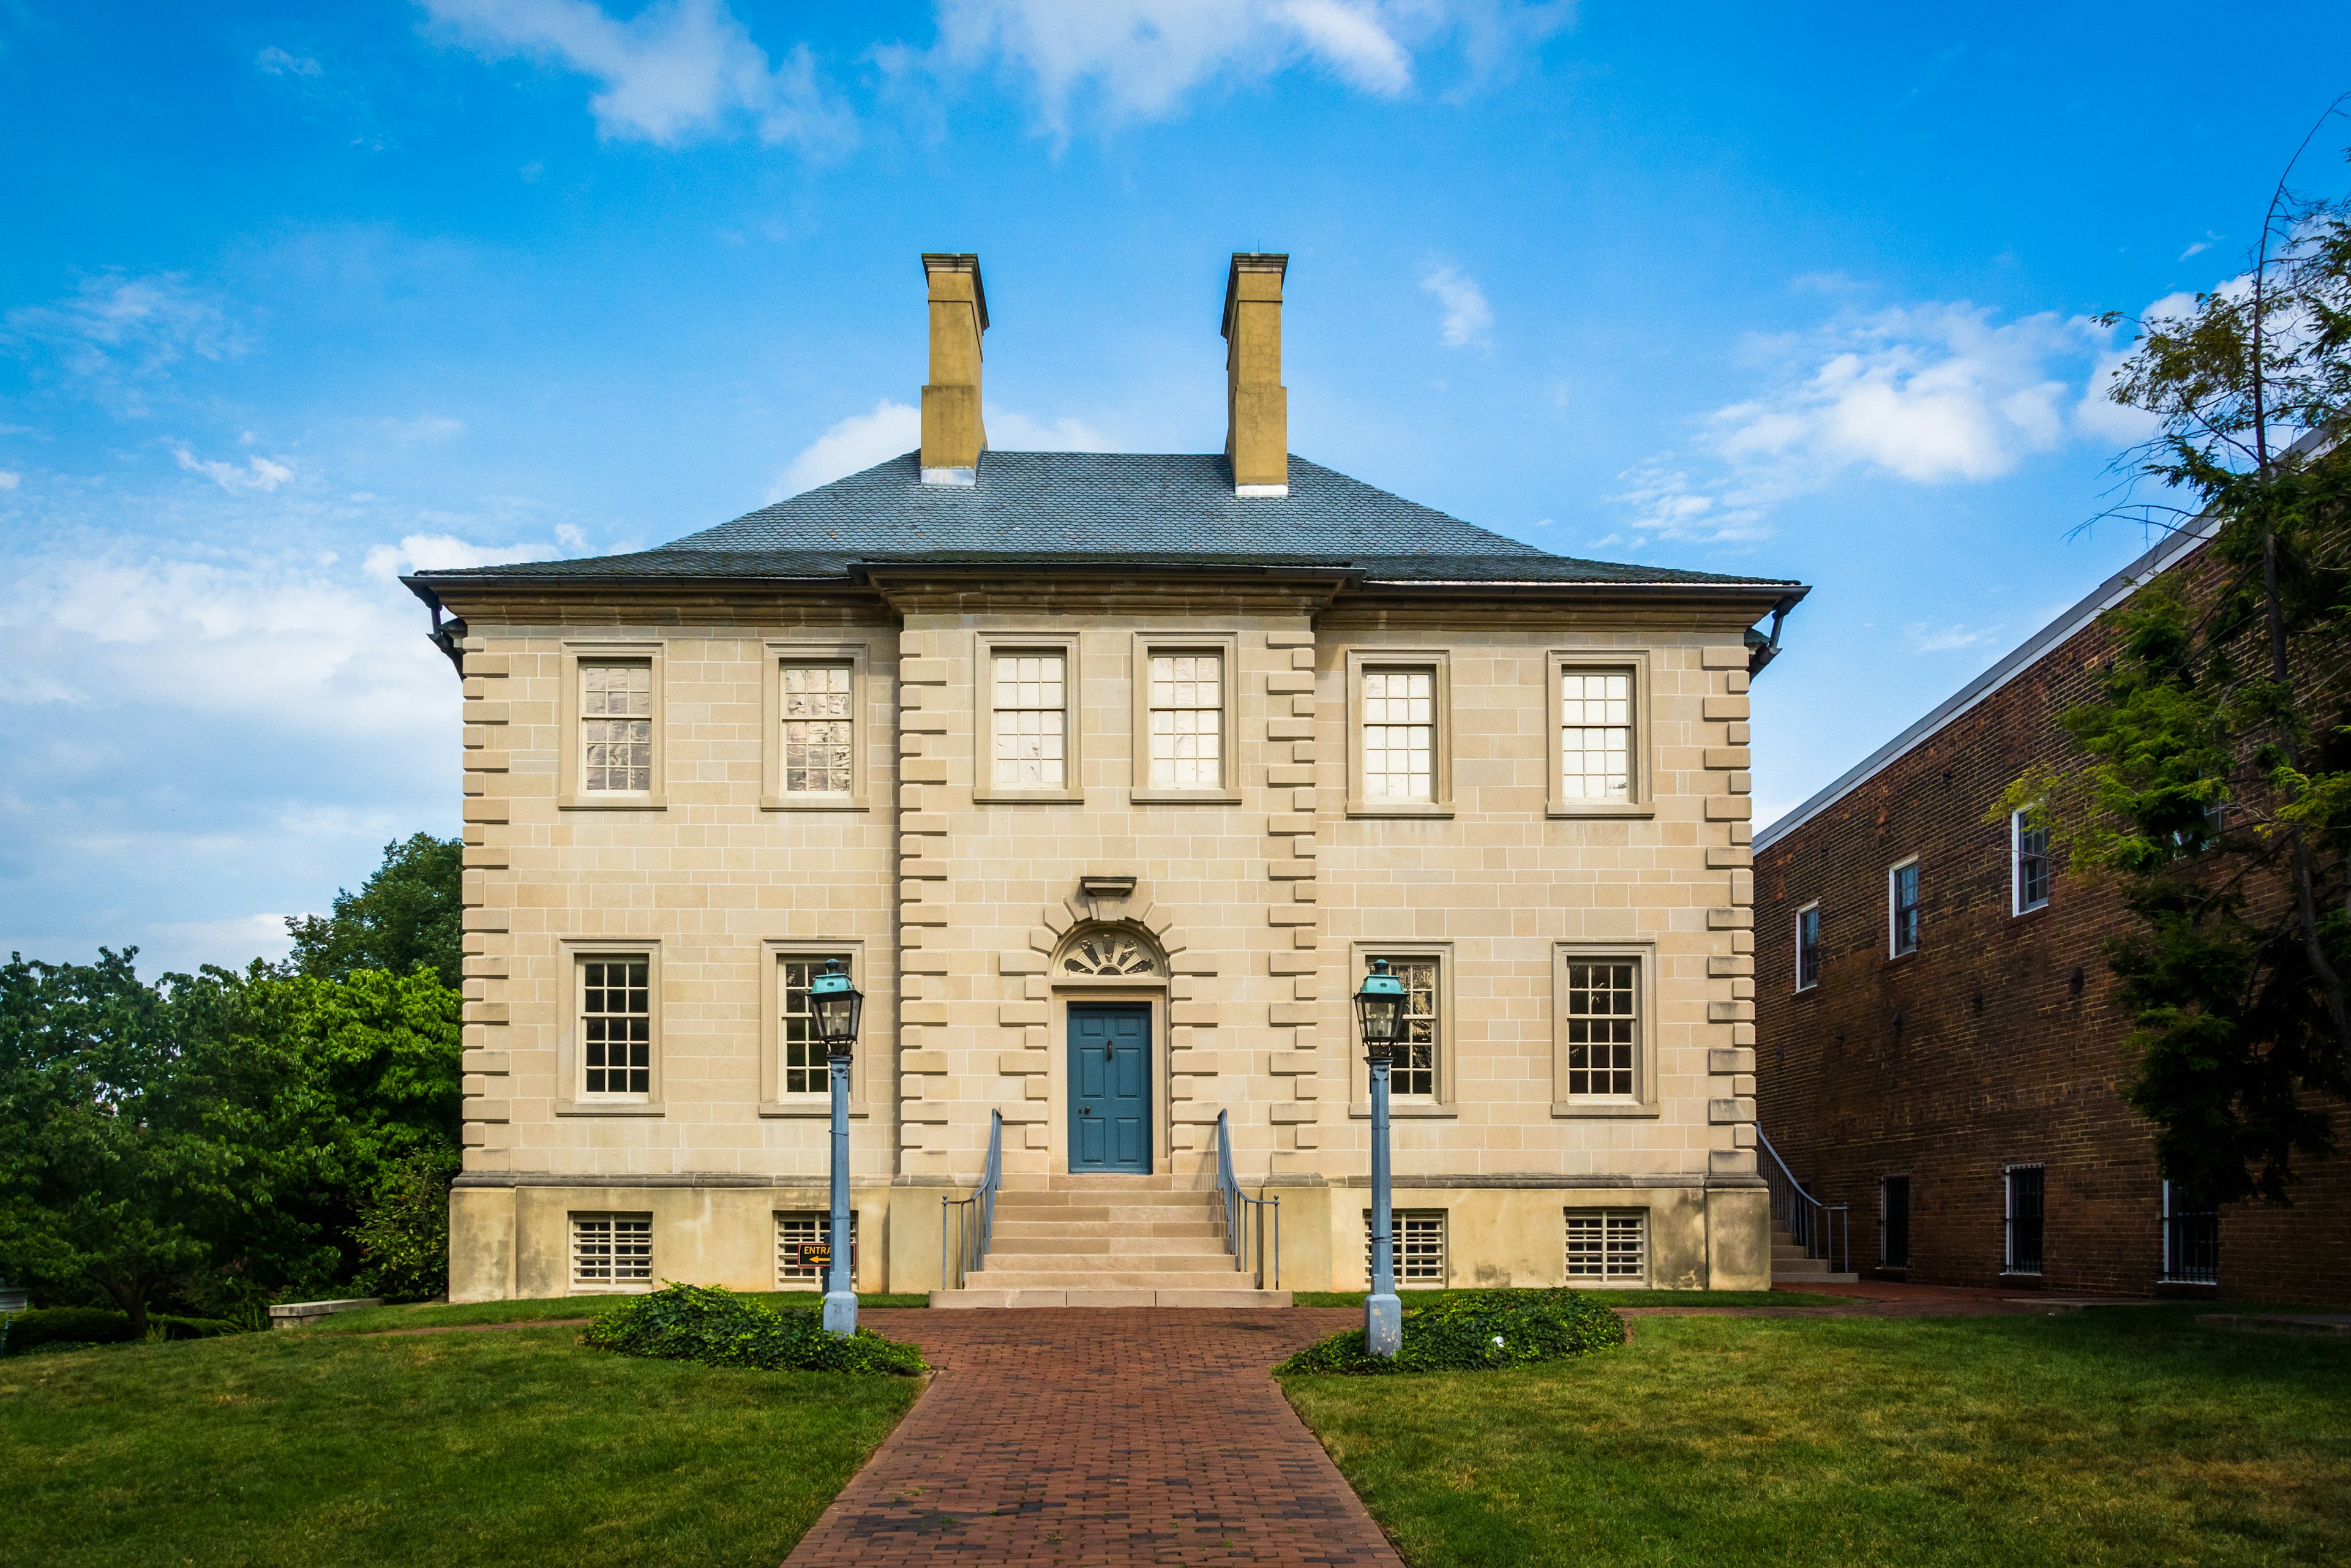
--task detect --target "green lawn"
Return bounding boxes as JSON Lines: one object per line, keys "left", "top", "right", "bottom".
{"left": 0, "top": 1322, "right": 920, "bottom": 1567}
{"left": 1291, "top": 1288, "right": 1856, "bottom": 1309}
{"left": 1282, "top": 1304, "right": 2351, "bottom": 1567}
{"left": 304, "top": 1291, "right": 931, "bottom": 1334}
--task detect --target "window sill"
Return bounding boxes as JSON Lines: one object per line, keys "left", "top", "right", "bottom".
{"left": 1550, "top": 1101, "right": 1660, "bottom": 1119}
{"left": 2011, "top": 902, "right": 2050, "bottom": 920}
{"left": 760, "top": 796, "right": 869, "bottom": 812}
{"left": 1546, "top": 803, "right": 1655, "bottom": 820}
{"left": 559, "top": 795, "right": 669, "bottom": 811}
{"left": 1998, "top": 1269, "right": 2044, "bottom": 1280}
{"left": 1346, "top": 803, "right": 1454, "bottom": 820}
{"left": 1794, "top": 983, "right": 1819, "bottom": 996}
{"left": 759, "top": 1101, "right": 872, "bottom": 1119}
{"left": 1346, "top": 1103, "right": 1458, "bottom": 1119}
{"left": 972, "top": 789, "right": 1086, "bottom": 806}
{"left": 556, "top": 1100, "right": 666, "bottom": 1117}
{"left": 567, "top": 1283, "right": 655, "bottom": 1296}
{"left": 1561, "top": 1278, "right": 1653, "bottom": 1291}
{"left": 1129, "top": 789, "right": 1244, "bottom": 806}
{"left": 1887, "top": 949, "right": 1918, "bottom": 964}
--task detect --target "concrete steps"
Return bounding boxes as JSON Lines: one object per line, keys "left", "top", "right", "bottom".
{"left": 1770, "top": 1226, "right": 1859, "bottom": 1285}
{"left": 931, "top": 1179, "right": 1291, "bottom": 1309}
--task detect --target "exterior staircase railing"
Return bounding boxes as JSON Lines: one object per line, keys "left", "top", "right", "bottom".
{"left": 1756, "top": 1125, "right": 1850, "bottom": 1275}
{"left": 939, "top": 1109, "right": 1003, "bottom": 1290}
{"left": 1214, "top": 1109, "right": 1280, "bottom": 1289}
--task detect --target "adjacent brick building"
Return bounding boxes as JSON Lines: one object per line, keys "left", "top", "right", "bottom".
{"left": 1755, "top": 523, "right": 2351, "bottom": 1303}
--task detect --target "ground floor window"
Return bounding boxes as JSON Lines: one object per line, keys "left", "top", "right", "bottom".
{"left": 1565, "top": 1209, "right": 1647, "bottom": 1285}
{"left": 2161, "top": 1182, "right": 2218, "bottom": 1285}
{"left": 774, "top": 1210, "right": 860, "bottom": 1286}
{"left": 1362, "top": 1209, "right": 1447, "bottom": 1285}
{"left": 1881, "top": 1175, "right": 1910, "bottom": 1268}
{"left": 571, "top": 1213, "right": 653, "bottom": 1287}
{"left": 2003, "top": 1166, "right": 2045, "bottom": 1276}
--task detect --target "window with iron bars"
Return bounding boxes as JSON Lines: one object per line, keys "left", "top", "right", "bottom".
{"left": 774, "top": 1211, "right": 860, "bottom": 1286}
{"left": 1565, "top": 1209, "right": 1647, "bottom": 1284}
{"left": 2003, "top": 1165, "right": 2045, "bottom": 1275}
{"left": 572, "top": 1213, "right": 653, "bottom": 1286}
{"left": 1363, "top": 1209, "right": 1447, "bottom": 1285}
{"left": 2161, "top": 1181, "right": 2218, "bottom": 1285}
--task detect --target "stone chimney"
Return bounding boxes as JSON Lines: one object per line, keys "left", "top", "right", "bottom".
{"left": 1221, "top": 252, "right": 1289, "bottom": 497}
{"left": 920, "top": 253, "right": 988, "bottom": 486}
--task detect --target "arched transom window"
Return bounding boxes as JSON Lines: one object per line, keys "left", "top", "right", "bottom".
{"left": 1056, "top": 926, "right": 1163, "bottom": 978}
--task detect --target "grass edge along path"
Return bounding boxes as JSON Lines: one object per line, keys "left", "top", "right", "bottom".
{"left": 1280, "top": 1304, "right": 2351, "bottom": 1568}
{"left": 0, "top": 1320, "right": 921, "bottom": 1568}
{"left": 302, "top": 1290, "right": 932, "bottom": 1334}
{"left": 1291, "top": 1287, "right": 1857, "bottom": 1309}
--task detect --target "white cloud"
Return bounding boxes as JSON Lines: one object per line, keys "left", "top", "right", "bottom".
{"left": 422, "top": 0, "right": 852, "bottom": 149}
{"left": 255, "top": 45, "right": 323, "bottom": 77}
{"left": 1908, "top": 621, "right": 2000, "bottom": 653}
{"left": 171, "top": 443, "right": 294, "bottom": 493}
{"left": 1421, "top": 264, "right": 1492, "bottom": 348}
{"left": 3, "top": 272, "right": 246, "bottom": 410}
{"left": 362, "top": 531, "right": 566, "bottom": 580}
{"left": 0, "top": 471, "right": 18, "bottom": 490}
{"left": 924, "top": 0, "right": 1567, "bottom": 129}
{"left": 985, "top": 407, "right": 1116, "bottom": 450}
{"left": 772, "top": 397, "right": 1120, "bottom": 499}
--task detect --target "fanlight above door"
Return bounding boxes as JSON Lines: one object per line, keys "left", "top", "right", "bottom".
{"left": 1057, "top": 928, "right": 1161, "bottom": 977}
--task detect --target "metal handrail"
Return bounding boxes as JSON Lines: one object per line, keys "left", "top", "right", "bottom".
{"left": 940, "top": 1109, "right": 1003, "bottom": 1290}
{"left": 1214, "top": 1109, "right": 1280, "bottom": 1290}
{"left": 1756, "top": 1125, "right": 1850, "bottom": 1275}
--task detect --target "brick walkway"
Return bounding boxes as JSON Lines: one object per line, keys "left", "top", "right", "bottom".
{"left": 782, "top": 1307, "right": 1401, "bottom": 1568}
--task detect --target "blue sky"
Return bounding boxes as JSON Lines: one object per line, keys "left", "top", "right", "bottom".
{"left": 4, "top": 1, "right": 2347, "bottom": 972}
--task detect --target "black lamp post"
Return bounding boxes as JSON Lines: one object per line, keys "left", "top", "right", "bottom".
{"left": 809, "top": 958, "right": 864, "bottom": 1337}
{"left": 1355, "top": 958, "right": 1406, "bottom": 1357}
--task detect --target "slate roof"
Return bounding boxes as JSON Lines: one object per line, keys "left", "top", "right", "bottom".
{"left": 409, "top": 451, "right": 1801, "bottom": 591}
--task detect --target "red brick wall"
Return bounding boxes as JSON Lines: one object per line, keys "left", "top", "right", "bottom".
{"left": 1755, "top": 569, "right": 2351, "bottom": 1304}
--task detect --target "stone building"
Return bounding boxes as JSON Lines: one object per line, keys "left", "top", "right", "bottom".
{"left": 406, "top": 252, "right": 1806, "bottom": 1305}
{"left": 1753, "top": 522, "right": 2351, "bottom": 1303}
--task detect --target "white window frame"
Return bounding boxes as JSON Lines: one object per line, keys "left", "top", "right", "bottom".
{"left": 1548, "top": 650, "right": 1651, "bottom": 817}
{"left": 1130, "top": 632, "right": 1241, "bottom": 803}
{"left": 2011, "top": 809, "right": 2050, "bottom": 915}
{"left": 1348, "top": 941, "right": 1456, "bottom": 1116}
{"left": 1344, "top": 648, "right": 1453, "bottom": 817}
{"left": 759, "top": 941, "right": 870, "bottom": 1117}
{"left": 1551, "top": 943, "right": 1657, "bottom": 1118}
{"left": 570, "top": 1212, "right": 653, "bottom": 1292}
{"left": 559, "top": 642, "right": 666, "bottom": 810}
{"left": 1363, "top": 1208, "right": 1448, "bottom": 1286}
{"left": 1888, "top": 857, "right": 1921, "bottom": 958}
{"left": 556, "top": 940, "right": 664, "bottom": 1116}
{"left": 973, "top": 633, "right": 1084, "bottom": 803}
{"left": 1564, "top": 1208, "right": 1648, "bottom": 1286}
{"left": 1794, "top": 901, "right": 1821, "bottom": 992}
{"left": 774, "top": 1209, "right": 861, "bottom": 1290}
{"left": 761, "top": 642, "right": 872, "bottom": 811}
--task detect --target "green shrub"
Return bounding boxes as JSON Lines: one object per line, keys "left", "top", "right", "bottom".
{"left": 154, "top": 1315, "right": 243, "bottom": 1340}
{"left": 583, "top": 1283, "right": 926, "bottom": 1375}
{"left": 353, "top": 1148, "right": 459, "bottom": 1302}
{"left": 1277, "top": 1288, "right": 1627, "bottom": 1376}
{"left": 0, "top": 1307, "right": 250, "bottom": 1355}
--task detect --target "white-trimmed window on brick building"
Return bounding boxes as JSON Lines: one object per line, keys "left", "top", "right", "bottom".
{"left": 1889, "top": 858, "right": 1921, "bottom": 956}
{"left": 1362, "top": 668, "right": 1436, "bottom": 801}
{"left": 579, "top": 955, "right": 651, "bottom": 1097}
{"left": 775, "top": 1211, "right": 860, "bottom": 1288}
{"left": 1562, "top": 958, "right": 1639, "bottom": 1098}
{"left": 572, "top": 1213, "right": 653, "bottom": 1288}
{"left": 1559, "top": 669, "right": 1633, "bottom": 802}
{"left": 992, "top": 652, "right": 1067, "bottom": 789}
{"left": 1147, "top": 652, "right": 1223, "bottom": 789}
{"left": 2003, "top": 1165, "right": 2045, "bottom": 1277}
{"left": 1565, "top": 1209, "right": 1647, "bottom": 1285}
{"left": 781, "top": 663, "right": 853, "bottom": 796}
{"left": 1363, "top": 1208, "right": 1447, "bottom": 1285}
{"left": 778, "top": 955, "right": 850, "bottom": 1097}
{"left": 1795, "top": 902, "right": 1821, "bottom": 992}
{"left": 1371, "top": 955, "right": 1439, "bottom": 1099}
{"left": 2012, "top": 809, "right": 2050, "bottom": 915}
{"left": 2161, "top": 1181, "right": 2218, "bottom": 1285}
{"left": 580, "top": 661, "right": 653, "bottom": 793}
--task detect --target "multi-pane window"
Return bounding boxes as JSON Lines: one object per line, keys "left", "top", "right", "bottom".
{"left": 781, "top": 664, "right": 853, "bottom": 795}
{"left": 1796, "top": 904, "right": 1821, "bottom": 991}
{"left": 779, "top": 956, "right": 847, "bottom": 1096}
{"left": 2162, "top": 1182, "right": 2218, "bottom": 1285}
{"left": 2004, "top": 1165, "right": 2045, "bottom": 1275}
{"left": 774, "top": 1211, "right": 859, "bottom": 1286}
{"left": 580, "top": 957, "right": 651, "bottom": 1096}
{"left": 1563, "top": 959, "right": 1638, "bottom": 1097}
{"left": 581, "top": 662, "right": 653, "bottom": 793}
{"left": 1362, "top": 669, "right": 1435, "bottom": 801}
{"left": 1881, "top": 1175, "right": 1910, "bottom": 1268}
{"left": 572, "top": 1214, "right": 653, "bottom": 1286}
{"left": 2013, "top": 811, "right": 2050, "bottom": 913}
{"left": 1565, "top": 1210, "right": 1647, "bottom": 1283}
{"left": 992, "top": 653, "right": 1067, "bottom": 789}
{"left": 1363, "top": 1209, "right": 1447, "bottom": 1285}
{"left": 1374, "top": 957, "right": 1438, "bottom": 1098}
{"left": 1559, "top": 670, "right": 1632, "bottom": 801}
{"left": 1147, "top": 653, "right": 1223, "bottom": 789}
{"left": 1890, "top": 860, "right": 1921, "bottom": 956}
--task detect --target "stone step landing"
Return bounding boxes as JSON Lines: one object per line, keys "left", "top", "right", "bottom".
{"left": 931, "top": 1180, "right": 1290, "bottom": 1308}
{"left": 1769, "top": 1225, "right": 1859, "bottom": 1285}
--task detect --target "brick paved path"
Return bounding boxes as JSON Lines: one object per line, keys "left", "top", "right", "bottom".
{"left": 782, "top": 1307, "right": 1401, "bottom": 1568}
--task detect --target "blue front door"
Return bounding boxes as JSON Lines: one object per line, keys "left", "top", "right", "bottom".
{"left": 1068, "top": 1003, "right": 1151, "bottom": 1173}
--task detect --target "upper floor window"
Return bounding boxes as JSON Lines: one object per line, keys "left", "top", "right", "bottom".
{"left": 1558, "top": 670, "right": 1633, "bottom": 803}
{"left": 1362, "top": 668, "right": 1436, "bottom": 801}
{"left": 1147, "top": 653, "right": 1223, "bottom": 789}
{"left": 781, "top": 664, "right": 853, "bottom": 796}
{"left": 992, "top": 652, "right": 1068, "bottom": 790}
{"left": 1796, "top": 902, "right": 1821, "bottom": 991}
{"left": 1889, "top": 859, "right": 1921, "bottom": 957}
{"left": 580, "top": 662, "right": 653, "bottom": 793}
{"left": 1562, "top": 958, "right": 1639, "bottom": 1098}
{"left": 778, "top": 955, "right": 850, "bottom": 1095}
{"left": 579, "top": 955, "right": 652, "bottom": 1097}
{"left": 2012, "top": 811, "right": 2050, "bottom": 914}
{"left": 1371, "top": 955, "right": 1440, "bottom": 1099}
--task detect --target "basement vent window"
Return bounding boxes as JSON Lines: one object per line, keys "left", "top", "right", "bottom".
{"left": 571, "top": 1214, "right": 653, "bottom": 1288}
{"left": 1565, "top": 1209, "right": 1648, "bottom": 1285}
{"left": 1363, "top": 1209, "right": 1447, "bottom": 1285}
{"left": 775, "top": 1211, "right": 859, "bottom": 1287}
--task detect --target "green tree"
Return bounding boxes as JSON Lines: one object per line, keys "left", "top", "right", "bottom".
{"left": 2015, "top": 114, "right": 2351, "bottom": 1204}
{"left": 285, "top": 833, "right": 463, "bottom": 989}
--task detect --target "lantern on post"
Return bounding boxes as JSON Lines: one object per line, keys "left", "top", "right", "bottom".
{"left": 808, "top": 958, "right": 864, "bottom": 1337}
{"left": 1355, "top": 958, "right": 1406, "bottom": 1357}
